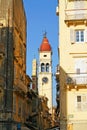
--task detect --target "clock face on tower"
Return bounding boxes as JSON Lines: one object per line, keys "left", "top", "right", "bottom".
{"left": 42, "top": 77, "right": 48, "bottom": 83}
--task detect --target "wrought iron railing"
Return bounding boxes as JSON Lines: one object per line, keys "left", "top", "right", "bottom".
{"left": 66, "top": 73, "right": 87, "bottom": 85}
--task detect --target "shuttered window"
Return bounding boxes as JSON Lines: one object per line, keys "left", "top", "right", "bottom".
{"left": 75, "top": 30, "right": 84, "bottom": 42}
{"left": 76, "top": 95, "right": 87, "bottom": 111}
{"left": 70, "top": 29, "right": 87, "bottom": 43}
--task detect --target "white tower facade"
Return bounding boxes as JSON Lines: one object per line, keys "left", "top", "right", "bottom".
{"left": 38, "top": 35, "right": 53, "bottom": 113}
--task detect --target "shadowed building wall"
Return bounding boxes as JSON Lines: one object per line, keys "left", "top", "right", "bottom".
{"left": 0, "top": 0, "right": 29, "bottom": 130}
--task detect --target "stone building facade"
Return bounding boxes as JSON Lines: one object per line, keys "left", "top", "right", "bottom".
{"left": 0, "top": 0, "right": 31, "bottom": 130}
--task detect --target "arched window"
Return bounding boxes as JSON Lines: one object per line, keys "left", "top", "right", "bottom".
{"left": 46, "top": 63, "right": 49, "bottom": 72}
{"left": 41, "top": 63, "right": 45, "bottom": 72}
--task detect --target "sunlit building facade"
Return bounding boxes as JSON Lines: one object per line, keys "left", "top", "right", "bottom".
{"left": 57, "top": 0, "right": 87, "bottom": 130}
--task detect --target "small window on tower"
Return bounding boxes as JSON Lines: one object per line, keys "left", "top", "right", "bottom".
{"left": 44, "top": 55, "right": 47, "bottom": 57}
{"left": 46, "top": 63, "right": 49, "bottom": 72}
{"left": 41, "top": 63, "right": 45, "bottom": 72}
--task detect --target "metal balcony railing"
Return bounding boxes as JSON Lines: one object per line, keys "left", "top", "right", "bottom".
{"left": 66, "top": 73, "right": 87, "bottom": 85}
{"left": 65, "top": 9, "right": 87, "bottom": 21}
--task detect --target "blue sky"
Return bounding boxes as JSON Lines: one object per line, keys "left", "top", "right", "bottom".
{"left": 23, "top": 0, "right": 59, "bottom": 106}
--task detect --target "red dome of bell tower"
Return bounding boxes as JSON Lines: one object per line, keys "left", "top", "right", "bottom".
{"left": 39, "top": 33, "right": 51, "bottom": 51}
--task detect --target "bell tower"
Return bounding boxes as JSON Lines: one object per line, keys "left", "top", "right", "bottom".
{"left": 38, "top": 34, "right": 53, "bottom": 113}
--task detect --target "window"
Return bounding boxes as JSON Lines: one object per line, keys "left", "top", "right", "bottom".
{"left": 41, "top": 63, "right": 45, "bottom": 72}
{"left": 70, "top": 29, "right": 87, "bottom": 43}
{"left": 77, "top": 96, "right": 81, "bottom": 102}
{"left": 46, "top": 63, "right": 49, "bottom": 72}
{"left": 76, "top": 95, "right": 87, "bottom": 111}
{"left": 75, "top": 30, "right": 84, "bottom": 42}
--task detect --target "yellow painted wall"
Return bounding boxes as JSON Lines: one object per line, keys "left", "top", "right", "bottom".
{"left": 58, "top": 0, "right": 87, "bottom": 130}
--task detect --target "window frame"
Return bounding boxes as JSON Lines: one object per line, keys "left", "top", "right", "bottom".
{"left": 46, "top": 63, "right": 49, "bottom": 72}
{"left": 75, "top": 30, "right": 84, "bottom": 43}
{"left": 76, "top": 94, "right": 87, "bottom": 111}
{"left": 41, "top": 63, "right": 45, "bottom": 72}
{"left": 70, "top": 29, "right": 87, "bottom": 44}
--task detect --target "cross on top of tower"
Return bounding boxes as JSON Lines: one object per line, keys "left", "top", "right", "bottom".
{"left": 43, "top": 31, "right": 47, "bottom": 38}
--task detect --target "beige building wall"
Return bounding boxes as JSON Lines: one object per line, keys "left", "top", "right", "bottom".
{"left": 58, "top": 0, "right": 87, "bottom": 130}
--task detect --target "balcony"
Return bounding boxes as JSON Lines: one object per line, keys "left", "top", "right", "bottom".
{"left": 66, "top": 73, "right": 87, "bottom": 90}
{"left": 65, "top": 9, "right": 87, "bottom": 25}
